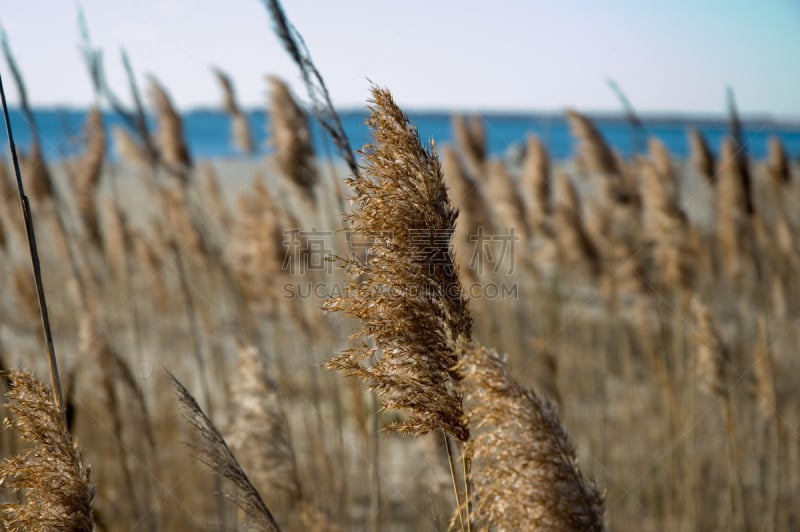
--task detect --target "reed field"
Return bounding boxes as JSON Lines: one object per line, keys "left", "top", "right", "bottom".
{"left": 0, "top": 2, "right": 798, "bottom": 531}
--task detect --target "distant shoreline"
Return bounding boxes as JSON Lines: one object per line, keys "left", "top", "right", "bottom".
{"left": 5, "top": 106, "right": 800, "bottom": 129}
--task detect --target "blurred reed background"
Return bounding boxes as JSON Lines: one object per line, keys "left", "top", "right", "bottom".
{"left": 0, "top": 1, "right": 798, "bottom": 531}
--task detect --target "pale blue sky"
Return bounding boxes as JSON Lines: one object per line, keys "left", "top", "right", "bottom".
{"left": 0, "top": 1, "right": 798, "bottom": 117}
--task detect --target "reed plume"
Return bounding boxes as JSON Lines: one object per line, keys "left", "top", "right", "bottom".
{"left": 227, "top": 176, "right": 284, "bottom": 314}
{"left": 648, "top": 138, "right": 677, "bottom": 200}
{"left": 553, "top": 171, "right": 601, "bottom": 276}
{"left": 213, "top": 68, "right": 254, "bottom": 154}
{"left": 565, "top": 110, "right": 616, "bottom": 175}
{"left": 75, "top": 106, "right": 106, "bottom": 183}
{"left": 520, "top": 134, "right": 551, "bottom": 234}
{"left": 326, "top": 86, "right": 471, "bottom": 440}
{"left": 268, "top": 76, "right": 317, "bottom": 205}
{"left": 639, "top": 161, "right": 694, "bottom": 291}
{"left": 752, "top": 317, "right": 777, "bottom": 419}
{"left": 148, "top": 77, "right": 191, "bottom": 179}
{"left": 0, "top": 370, "right": 94, "bottom": 531}
{"left": 765, "top": 136, "right": 790, "bottom": 184}
{"left": 21, "top": 142, "right": 53, "bottom": 203}
{"left": 612, "top": 151, "right": 641, "bottom": 209}
{"left": 691, "top": 299, "right": 729, "bottom": 396}
{"left": 715, "top": 138, "right": 750, "bottom": 278}
{"left": 171, "top": 375, "right": 281, "bottom": 531}
{"left": 486, "top": 159, "right": 529, "bottom": 240}
{"left": 441, "top": 145, "right": 493, "bottom": 284}
{"left": 71, "top": 106, "right": 106, "bottom": 249}
{"left": 226, "top": 343, "right": 300, "bottom": 501}
{"left": 451, "top": 114, "right": 486, "bottom": 180}
{"left": 687, "top": 128, "right": 715, "bottom": 184}
{"left": 460, "top": 344, "right": 605, "bottom": 531}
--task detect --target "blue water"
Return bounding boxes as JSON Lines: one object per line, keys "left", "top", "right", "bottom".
{"left": 2, "top": 108, "right": 799, "bottom": 163}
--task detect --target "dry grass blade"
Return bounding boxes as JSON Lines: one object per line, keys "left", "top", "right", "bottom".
{"left": 0, "top": 370, "right": 94, "bottom": 532}
{"left": 326, "top": 86, "right": 471, "bottom": 440}
{"left": 460, "top": 345, "right": 605, "bottom": 531}
{"left": 170, "top": 374, "right": 281, "bottom": 532}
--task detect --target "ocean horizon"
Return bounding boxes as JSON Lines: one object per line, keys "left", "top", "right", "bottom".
{"left": 2, "top": 107, "right": 799, "bottom": 163}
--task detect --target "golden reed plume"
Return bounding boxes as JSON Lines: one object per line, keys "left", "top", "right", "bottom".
{"left": 0, "top": 370, "right": 94, "bottom": 531}
{"left": 461, "top": 345, "right": 605, "bottom": 531}
{"left": 326, "top": 86, "right": 472, "bottom": 440}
